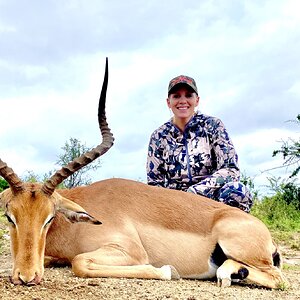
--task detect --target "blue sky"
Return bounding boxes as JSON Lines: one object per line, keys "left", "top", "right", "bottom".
{"left": 0, "top": 0, "right": 299, "bottom": 195}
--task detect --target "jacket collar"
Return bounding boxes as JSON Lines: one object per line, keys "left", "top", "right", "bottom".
{"left": 164, "top": 112, "right": 201, "bottom": 138}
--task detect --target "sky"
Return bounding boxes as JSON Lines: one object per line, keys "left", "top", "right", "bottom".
{"left": 0, "top": 0, "right": 299, "bottom": 196}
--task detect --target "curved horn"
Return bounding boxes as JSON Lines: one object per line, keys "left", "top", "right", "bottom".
{"left": 0, "top": 159, "right": 24, "bottom": 194}
{"left": 41, "top": 57, "right": 114, "bottom": 196}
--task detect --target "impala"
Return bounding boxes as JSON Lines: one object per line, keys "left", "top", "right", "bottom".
{"left": 0, "top": 59, "right": 288, "bottom": 289}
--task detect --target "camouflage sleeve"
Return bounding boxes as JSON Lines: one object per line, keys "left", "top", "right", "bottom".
{"left": 188, "top": 118, "right": 240, "bottom": 197}
{"left": 146, "top": 133, "right": 166, "bottom": 187}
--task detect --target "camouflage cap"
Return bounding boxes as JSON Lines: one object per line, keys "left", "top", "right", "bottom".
{"left": 168, "top": 75, "right": 198, "bottom": 95}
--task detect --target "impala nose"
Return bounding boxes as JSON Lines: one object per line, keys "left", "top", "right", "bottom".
{"left": 11, "top": 272, "right": 41, "bottom": 285}
{"left": 20, "top": 273, "right": 41, "bottom": 285}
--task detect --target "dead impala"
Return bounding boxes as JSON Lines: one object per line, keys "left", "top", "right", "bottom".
{"left": 0, "top": 58, "right": 288, "bottom": 289}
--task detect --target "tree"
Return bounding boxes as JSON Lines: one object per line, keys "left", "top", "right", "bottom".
{"left": 272, "top": 114, "right": 300, "bottom": 178}
{"left": 22, "top": 170, "right": 39, "bottom": 182}
{"left": 0, "top": 177, "right": 9, "bottom": 192}
{"left": 55, "top": 137, "right": 101, "bottom": 188}
{"left": 265, "top": 175, "right": 300, "bottom": 210}
{"left": 240, "top": 172, "right": 259, "bottom": 200}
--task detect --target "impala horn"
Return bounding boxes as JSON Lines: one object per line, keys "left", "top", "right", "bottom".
{"left": 0, "top": 159, "right": 24, "bottom": 195}
{"left": 41, "top": 57, "right": 114, "bottom": 196}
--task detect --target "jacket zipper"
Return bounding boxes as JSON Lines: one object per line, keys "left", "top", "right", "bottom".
{"left": 184, "top": 132, "right": 193, "bottom": 182}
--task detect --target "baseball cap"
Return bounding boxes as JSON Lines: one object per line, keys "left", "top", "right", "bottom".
{"left": 168, "top": 75, "right": 198, "bottom": 95}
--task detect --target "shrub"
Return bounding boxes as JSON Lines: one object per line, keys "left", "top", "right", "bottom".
{"left": 0, "top": 178, "right": 9, "bottom": 192}
{"left": 251, "top": 193, "right": 300, "bottom": 231}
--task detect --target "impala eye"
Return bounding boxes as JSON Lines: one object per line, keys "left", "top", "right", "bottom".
{"left": 4, "top": 214, "right": 15, "bottom": 226}
{"left": 44, "top": 216, "right": 54, "bottom": 227}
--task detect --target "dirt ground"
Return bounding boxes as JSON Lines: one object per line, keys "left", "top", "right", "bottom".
{"left": 0, "top": 237, "right": 300, "bottom": 300}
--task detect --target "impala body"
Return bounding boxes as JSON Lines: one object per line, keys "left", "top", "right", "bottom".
{"left": 0, "top": 59, "right": 288, "bottom": 289}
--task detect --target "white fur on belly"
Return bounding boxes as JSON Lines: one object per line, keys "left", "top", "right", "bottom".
{"left": 183, "top": 261, "right": 218, "bottom": 279}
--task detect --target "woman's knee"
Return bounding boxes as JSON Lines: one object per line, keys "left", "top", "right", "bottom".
{"left": 218, "top": 182, "right": 253, "bottom": 213}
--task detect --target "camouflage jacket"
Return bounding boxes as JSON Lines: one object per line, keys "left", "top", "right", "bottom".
{"left": 146, "top": 112, "right": 240, "bottom": 195}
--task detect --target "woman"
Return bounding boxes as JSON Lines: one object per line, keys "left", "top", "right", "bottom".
{"left": 146, "top": 75, "right": 253, "bottom": 212}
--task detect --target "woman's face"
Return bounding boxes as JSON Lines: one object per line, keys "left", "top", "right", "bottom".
{"left": 167, "top": 85, "right": 199, "bottom": 126}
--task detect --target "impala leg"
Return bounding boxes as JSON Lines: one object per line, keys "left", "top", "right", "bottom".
{"left": 217, "top": 259, "right": 288, "bottom": 289}
{"left": 73, "top": 263, "right": 179, "bottom": 280}
{"left": 71, "top": 245, "right": 180, "bottom": 280}
{"left": 216, "top": 259, "right": 244, "bottom": 287}
{"left": 44, "top": 256, "right": 70, "bottom": 267}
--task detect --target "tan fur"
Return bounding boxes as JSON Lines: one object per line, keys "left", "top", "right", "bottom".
{"left": 0, "top": 178, "right": 288, "bottom": 288}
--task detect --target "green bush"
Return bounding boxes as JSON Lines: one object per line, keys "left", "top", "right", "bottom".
{"left": 251, "top": 193, "right": 300, "bottom": 231}
{"left": 281, "top": 182, "right": 300, "bottom": 210}
{"left": 0, "top": 178, "right": 9, "bottom": 192}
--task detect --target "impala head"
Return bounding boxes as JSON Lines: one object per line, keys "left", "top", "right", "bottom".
{"left": 0, "top": 58, "right": 114, "bottom": 285}
{"left": 0, "top": 182, "right": 100, "bottom": 285}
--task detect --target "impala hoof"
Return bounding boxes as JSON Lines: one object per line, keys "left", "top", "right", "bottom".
{"left": 218, "top": 278, "right": 231, "bottom": 288}
{"left": 170, "top": 265, "right": 180, "bottom": 280}
{"left": 160, "top": 265, "right": 180, "bottom": 280}
{"left": 217, "top": 277, "right": 231, "bottom": 288}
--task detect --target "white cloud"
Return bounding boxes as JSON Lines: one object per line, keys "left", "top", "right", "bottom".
{"left": 288, "top": 81, "right": 300, "bottom": 97}
{"left": 0, "top": 0, "right": 299, "bottom": 195}
{"left": 234, "top": 128, "right": 299, "bottom": 192}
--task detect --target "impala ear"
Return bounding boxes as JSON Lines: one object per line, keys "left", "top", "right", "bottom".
{"left": 58, "top": 208, "right": 102, "bottom": 225}
{"left": 56, "top": 194, "right": 102, "bottom": 225}
{"left": 0, "top": 188, "right": 11, "bottom": 209}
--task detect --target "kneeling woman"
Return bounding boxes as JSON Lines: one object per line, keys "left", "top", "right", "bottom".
{"left": 146, "top": 75, "right": 253, "bottom": 213}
